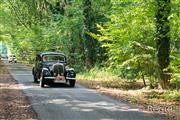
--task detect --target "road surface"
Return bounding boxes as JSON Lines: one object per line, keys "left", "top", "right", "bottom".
{"left": 5, "top": 62, "right": 166, "bottom": 120}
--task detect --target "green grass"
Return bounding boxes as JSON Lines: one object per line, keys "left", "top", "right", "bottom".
{"left": 77, "top": 67, "right": 180, "bottom": 102}
{"left": 162, "top": 91, "right": 180, "bottom": 101}
{"left": 143, "top": 90, "right": 180, "bottom": 101}
{"left": 77, "top": 67, "right": 119, "bottom": 81}
{"left": 128, "top": 96, "right": 138, "bottom": 103}
{"left": 77, "top": 67, "right": 143, "bottom": 90}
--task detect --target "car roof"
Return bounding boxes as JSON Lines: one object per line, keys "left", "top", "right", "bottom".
{"left": 37, "top": 52, "right": 66, "bottom": 57}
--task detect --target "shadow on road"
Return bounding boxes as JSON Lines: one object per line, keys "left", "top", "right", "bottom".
{"left": 33, "top": 82, "right": 76, "bottom": 88}
{"left": 4, "top": 60, "right": 167, "bottom": 120}
{"left": 51, "top": 83, "right": 71, "bottom": 88}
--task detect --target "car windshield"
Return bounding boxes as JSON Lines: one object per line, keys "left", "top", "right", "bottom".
{"left": 42, "top": 55, "right": 65, "bottom": 62}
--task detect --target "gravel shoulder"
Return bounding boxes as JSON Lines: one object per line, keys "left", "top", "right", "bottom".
{"left": 0, "top": 61, "right": 37, "bottom": 120}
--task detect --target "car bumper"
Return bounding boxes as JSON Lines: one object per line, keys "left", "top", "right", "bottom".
{"left": 44, "top": 76, "right": 76, "bottom": 80}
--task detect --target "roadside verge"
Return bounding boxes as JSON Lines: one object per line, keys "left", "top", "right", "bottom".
{"left": 78, "top": 79, "right": 179, "bottom": 120}
{"left": 0, "top": 61, "right": 37, "bottom": 120}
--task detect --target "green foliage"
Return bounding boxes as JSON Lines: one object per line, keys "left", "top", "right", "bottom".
{"left": 90, "top": 0, "right": 180, "bottom": 89}
{"left": 0, "top": 0, "right": 179, "bottom": 89}
{"left": 77, "top": 66, "right": 143, "bottom": 90}
{"left": 78, "top": 66, "right": 116, "bottom": 81}
{"left": 169, "top": 53, "right": 180, "bottom": 89}
{"left": 143, "top": 90, "right": 180, "bottom": 101}
{"left": 162, "top": 91, "right": 180, "bottom": 101}
{"left": 94, "top": 0, "right": 159, "bottom": 85}
{"left": 0, "top": 0, "right": 110, "bottom": 70}
{"left": 0, "top": 0, "right": 86, "bottom": 68}
{"left": 170, "top": 73, "right": 180, "bottom": 90}
{"left": 144, "top": 91, "right": 163, "bottom": 99}
{"left": 170, "top": 0, "right": 180, "bottom": 43}
{"left": 129, "top": 96, "right": 138, "bottom": 103}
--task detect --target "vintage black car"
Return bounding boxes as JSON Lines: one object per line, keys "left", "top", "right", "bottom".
{"left": 32, "top": 52, "right": 76, "bottom": 87}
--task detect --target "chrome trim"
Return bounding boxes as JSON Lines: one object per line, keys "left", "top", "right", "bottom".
{"left": 44, "top": 77, "right": 55, "bottom": 79}
{"left": 44, "top": 76, "right": 76, "bottom": 80}
{"left": 66, "top": 77, "right": 76, "bottom": 80}
{"left": 42, "top": 68, "right": 49, "bottom": 71}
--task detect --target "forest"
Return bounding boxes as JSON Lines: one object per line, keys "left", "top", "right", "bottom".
{"left": 0, "top": 0, "right": 179, "bottom": 92}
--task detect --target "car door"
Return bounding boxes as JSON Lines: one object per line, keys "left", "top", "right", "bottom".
{"left": 35, "top": 55, "right": 43, "bottom": 79}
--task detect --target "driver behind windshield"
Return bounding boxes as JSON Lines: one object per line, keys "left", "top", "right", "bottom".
{"left": 43, "top": 56, "right": 48, "bottom": 62}
{"left": 42, "top": 55, "right": 64, "bottom": 62}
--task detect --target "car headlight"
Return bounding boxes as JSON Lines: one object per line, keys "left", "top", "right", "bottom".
{"left": 68, "top": 71, "right": 76, "bottom": 77}
{"left": 44, "top": 71, "right": 49, "bottom": 76}
{"left": 42, "top": 68, "right": 50, "bottom": 76}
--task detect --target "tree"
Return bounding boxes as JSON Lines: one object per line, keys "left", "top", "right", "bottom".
{"left": 83, "top": 0, "right": 96, "bottom": 69}
{"left": 155, "top": 0, "right": 171, "bottom": 89}
{"left": 1, "top": 0, "right": 179, "bottom": 90}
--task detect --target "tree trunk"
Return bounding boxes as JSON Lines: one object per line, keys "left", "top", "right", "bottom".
{"left": 83, "top": 0, "right": 96, "bottom": 69}
{"left": 155, "top": 0, "right": 171, "bottom": 89}
{"left": 142, "top": 73, "right": 146, "bottom": 87}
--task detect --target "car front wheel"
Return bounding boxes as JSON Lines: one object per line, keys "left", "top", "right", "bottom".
{"left": 40, "top": 75, "right": 45, "bottom": 88}
{"left": 33, "top": 75, "right": 38, "bottom": 83}
{"left": 32, "top": 68, "right": 38, "bottom": 83}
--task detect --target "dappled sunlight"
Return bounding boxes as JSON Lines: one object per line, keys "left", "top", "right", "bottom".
{"left": 0, "top": 0, "right": 178, "bottom": 119}
{"left": 48, "top": 99, "right": 69, "bottom": 104}
{"left": 0, "top": 83, "right": 20, "bottom": 90}
{"left": 2, "top": 60, "right": 167, "bottom": 120}
{"left": 81, "top": 108, "right": 93, "bottom": 112}
{"left": 101, "top": 119, "right": 114, "bottom": 120}
{"left": 46, "top": 99, "right": 139, "bottom": 112}
{"left": 23, "top": 90, "right": 165, "bottom": 120}
{"left": 18, "top": 83, "right": 35, "bottom": 90}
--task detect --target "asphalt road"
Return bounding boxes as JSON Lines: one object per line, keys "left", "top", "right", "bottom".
{"left": 5, "top": 61, "right": 166, "bottom": 120}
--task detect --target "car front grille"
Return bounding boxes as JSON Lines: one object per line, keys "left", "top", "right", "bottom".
{"left": 52, "top": 63, "right": 64, "bottom": 76}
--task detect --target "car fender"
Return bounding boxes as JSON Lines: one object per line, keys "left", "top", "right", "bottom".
{"left": 32, "top": 67, "right": 35, "bottom": 75}
{"left": 42, "top": 68, "right": 51, "bottom": 76}
{"left": 66, "top": 68, "right": 76, "bottom": 78}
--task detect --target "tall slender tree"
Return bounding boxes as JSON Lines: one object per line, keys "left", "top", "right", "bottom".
{"left": 83, "top": 0, "right": 97, "bottom": 69}
{"left": 155, "top": 0, "right": 171, "bottom": 89}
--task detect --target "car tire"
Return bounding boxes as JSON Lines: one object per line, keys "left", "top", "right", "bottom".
{"left": 32, "top": 68, "right": 38, "bottom": 83}
{"left": 33, "top": 75, "right": 38, "bottom": 83}
{"left": 69, "top": 80, "right": 76, "bottom": 87}
{"left": 40, "top": 75, "right": 45, "bottom": 88}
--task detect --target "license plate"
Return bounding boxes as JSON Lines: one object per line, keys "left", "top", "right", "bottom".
{"left": 55, "top": 75, "right": 65, "bottom": 81}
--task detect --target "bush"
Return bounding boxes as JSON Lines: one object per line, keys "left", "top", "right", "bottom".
{"left": 170, "top": 73, "right": 180, "bottom": 90}
{"left": 77, "top": 66, "right": 144, "bottom": 90}
{"left": 143, "top": 91, "right": 163, "bottom": 99}
{"left": 162, "top": 91, "right": 180, "bottom": 101}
